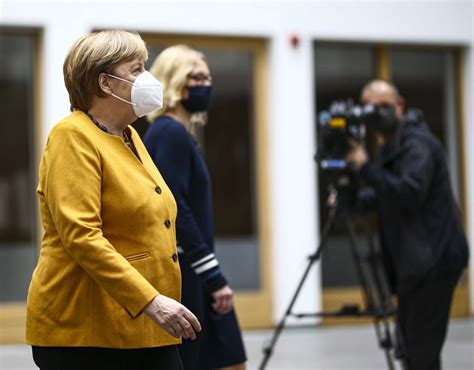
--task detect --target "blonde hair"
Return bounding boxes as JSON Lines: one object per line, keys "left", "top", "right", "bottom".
{"left": 147, "top": 44, "right": 206, "bottom": 124}
{"left": 63, "top": 30, "right": 148, "bottom": 112}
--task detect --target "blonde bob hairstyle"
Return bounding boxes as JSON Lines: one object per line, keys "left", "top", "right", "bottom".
{"left": 63, "top": 30, "right": 148, "bottom": 112}
{"left": 147, "top": 44, "right": 206, "bottom": 123}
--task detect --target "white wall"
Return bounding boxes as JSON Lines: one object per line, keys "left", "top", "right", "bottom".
{"left": 1, "top": 0, "right": 473, "bottom": 320}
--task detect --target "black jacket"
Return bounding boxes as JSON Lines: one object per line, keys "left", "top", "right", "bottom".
{"left": 358, "top": 109, "right": 469, "bottom": 293}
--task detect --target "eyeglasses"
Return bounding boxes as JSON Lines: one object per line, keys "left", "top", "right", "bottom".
{"left": 187, "top": 73, "right": 213, "bottom": 84}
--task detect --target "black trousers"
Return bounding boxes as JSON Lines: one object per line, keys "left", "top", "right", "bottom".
{"left": 397, "top": 270, "right": 461, "bottom": 370}
{"left": 32, "top": 345, "right": 183, "bottom": 370}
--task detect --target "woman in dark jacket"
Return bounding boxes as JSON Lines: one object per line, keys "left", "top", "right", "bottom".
{"left": 144, "top": 44, "right": 246, "bottom": 370}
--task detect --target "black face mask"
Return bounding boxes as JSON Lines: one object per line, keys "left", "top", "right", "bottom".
{"left": 181, "top": 86, "right": 213, "bottom": 113}
{"left": 362, "top": 103, "right": 400, "bottom": 133}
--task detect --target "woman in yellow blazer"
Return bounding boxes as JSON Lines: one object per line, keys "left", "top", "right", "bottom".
{"left": 26, "top": 30, "right": 200, "bottom": 370}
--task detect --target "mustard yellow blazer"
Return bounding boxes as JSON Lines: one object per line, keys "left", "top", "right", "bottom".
{"left": 26, "top": 111, "right": 181, "bottom": 349}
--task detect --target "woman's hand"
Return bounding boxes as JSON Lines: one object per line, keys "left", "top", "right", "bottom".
{"left": 144, "top": 294, "right": 201, "bottom": 340}
{"left": 211, "top": 285, "right": 234, "bottom": 315}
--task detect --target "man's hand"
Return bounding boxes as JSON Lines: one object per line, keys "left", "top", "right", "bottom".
{"left": 346, "top": 139, "right": 368, "bottom": 171}
{"left": 144, "top": 294, "right": 201, "bottom": 340}
{"left": 326, "top": 188, "right": 338, "bottom": 208}
{"left": 211, "top": 285, "right": 234, "bottom": 315}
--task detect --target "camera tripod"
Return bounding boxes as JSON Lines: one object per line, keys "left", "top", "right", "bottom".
{"left": 259, "top": 187, "right": 408, "bottom": 370}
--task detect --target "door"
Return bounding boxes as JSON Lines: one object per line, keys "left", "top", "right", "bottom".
{"left": 314, "top": 42, "right": 469, "bottom": 323}
{"left": 0, "top": 28, "right": 41, "bottom": 343}
{"left": 137, "top": 35, "right": 272, "bottom": 328}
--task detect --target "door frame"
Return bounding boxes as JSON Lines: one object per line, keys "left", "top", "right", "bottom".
{"left": 0, "top": 26, "right": 43, "bottom": 344}
{"left": 141, "top": 33, "right": 273, "bottom": 328}
{"left": 318, "top": 42, "right": 470, "bottom": 325}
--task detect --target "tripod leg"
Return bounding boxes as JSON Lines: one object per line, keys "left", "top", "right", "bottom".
{"left": 344, "top": 215, "right": 400, "bottom": 370}
{"left": 360, "top": 219, "right": 406, "bottom": 369}
{"left": 258, "top": 204, "right": 338, "bottom": 370}
{"left": 343, "top": 215, "right": 380, "bottom": 310}
{"left": 361, "top": 219, "right": 395, "bottom": 313}
{"left": 258, "top": 256, "right": 316, "bottom": 370}
{"left": 373, "top": 319, "right": 396, "bottom": 370}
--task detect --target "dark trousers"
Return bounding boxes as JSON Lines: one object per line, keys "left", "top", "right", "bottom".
{"left": 397, "top": 270, "right": 461, "bottom": 370}
{"left": 32, "top": 345, "right": 183, "bottom": 370}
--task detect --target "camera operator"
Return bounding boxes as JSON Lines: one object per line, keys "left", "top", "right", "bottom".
{"left": 345, "top": 79, "right": 469, "bottom": 370}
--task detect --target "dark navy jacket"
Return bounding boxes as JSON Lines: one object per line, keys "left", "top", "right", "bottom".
{"left": 144, "top": 116, "right": 227, "bottom": 293}
{"left": 358, "top": 109, "right": 469, "bottom": 293}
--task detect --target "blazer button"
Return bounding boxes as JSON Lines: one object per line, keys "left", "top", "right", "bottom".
{"left": 164, "top": 219, "right": 171, "bottom": 228}
{"left": 155, "top": 186, "right": 162, "bottom": 194}
{"left": 172, "top": 253, "right": 178, "bottom": 262}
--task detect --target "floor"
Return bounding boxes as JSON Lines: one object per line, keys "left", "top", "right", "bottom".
{"left": 1, "top": 318, "right": 473, "bottom": 369}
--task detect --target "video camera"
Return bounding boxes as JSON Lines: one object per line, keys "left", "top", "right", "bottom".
{"left": 316, "top": 100, "right": 398, "bottom": 172}
{"left": 316, "top": 100, "right": 398, "bottom": 205}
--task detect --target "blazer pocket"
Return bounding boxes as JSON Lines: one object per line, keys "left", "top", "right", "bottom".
{"left": 124, "top": 251, "right": 151, "bottom": 262}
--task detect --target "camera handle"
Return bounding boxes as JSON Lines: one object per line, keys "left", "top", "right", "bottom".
{"left": 258, "top": 189, "right": 407, "bottom": 370}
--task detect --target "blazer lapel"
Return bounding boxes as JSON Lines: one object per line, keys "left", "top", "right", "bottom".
{"left": 129, "top": 129, "right": 162, "bottom": 183}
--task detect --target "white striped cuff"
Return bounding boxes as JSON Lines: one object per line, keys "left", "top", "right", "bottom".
{"left": 194, "top": 259, "right": 219, "bottom": 274}
{"left": 191, "top": 253, "right": 215, "bottom": 268}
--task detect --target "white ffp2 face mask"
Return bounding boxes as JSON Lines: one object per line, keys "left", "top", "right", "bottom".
{"left": 107, "top": 71, "right": 163, "bottom": 117}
